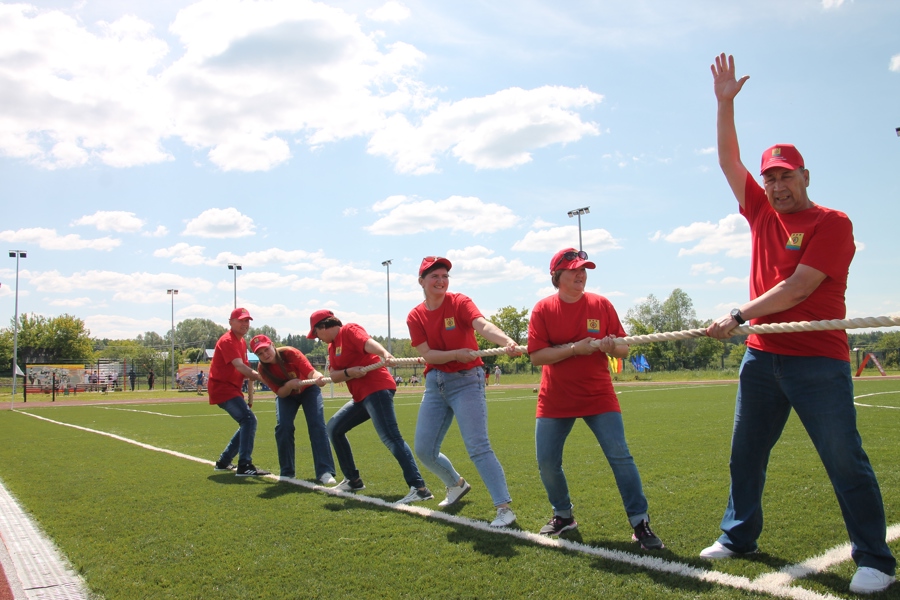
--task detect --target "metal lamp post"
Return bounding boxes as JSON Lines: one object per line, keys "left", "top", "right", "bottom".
{"left": 227, "top": 263, "right": 242, "bottom": 308}
{"left": 567, "top": 206, "right": 590, "bottom": 251}
{"left": 167, "top": 289, "right": 178, "bottom": 389}
{"left": 381, "top": 260, "right": 392, "bottom": 356}
{"left": 9, "top": 250, "right": 26, "bottom": 404}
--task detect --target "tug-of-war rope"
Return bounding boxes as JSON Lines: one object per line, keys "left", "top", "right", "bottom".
{"left": 295, "top": 315, "right": 900, "bottom": 386}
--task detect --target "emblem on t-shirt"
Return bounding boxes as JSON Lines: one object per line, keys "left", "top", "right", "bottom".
{"left": 587, "top": 319, "right": 600, "bottom": 333}
{"left": 444, "top": 317, "right": 456, "bottom": 331}
{"left": 786, "top": 233, "right": 804, "bottom": 250}
{"left": 335, "top": 346, "right": 342, "bottom": 356}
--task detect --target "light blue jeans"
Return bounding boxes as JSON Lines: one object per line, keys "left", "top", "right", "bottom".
{"left": 536, "top": 412, "right": 649, "bottom": 525}
{"left": 328, "top": 389, "right": 425, "bottom": 489}
{"left": 414, "top": 368, "right": 511, "bottom": 507}
{"left": 275, "top": 386, "right": 335, "bottom": 479}
{"left": 717, "top": 348, "right": 895, "bottom": 575}
{"left": 217, "top": 396, "right": 257, "bottom": 465}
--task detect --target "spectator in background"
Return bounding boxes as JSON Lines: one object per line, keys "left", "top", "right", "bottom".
{"left": 147, "top": 369, "right": 155, "bottom": 391}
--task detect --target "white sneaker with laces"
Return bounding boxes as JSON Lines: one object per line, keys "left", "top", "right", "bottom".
{"left": 438, "top": 478, "right": 471, "bottom": 507}
{"left": 490, "top": 507, "right": 516, "bottom": 527}
{"left": 319, "top": 473, "right": 337, "bottom": 485}
{"left": 849, "top": 567, "right": 895, "bottom": 594}
{"left": 700, "top": 541, "right": 737, "bottom": 559}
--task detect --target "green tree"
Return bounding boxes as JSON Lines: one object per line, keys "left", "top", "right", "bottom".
{"left": 248, "top": 324, "right": 279, "bottom": 345}
{"left": 177, "top": 318, "right": 226, "bottom": 351}
{"left": 5, "top": 313, "right": 94, "bottom": 364}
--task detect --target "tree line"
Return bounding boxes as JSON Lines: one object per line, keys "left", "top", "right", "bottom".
{"left": 2, "top": 289, "right": 898, "bottom": 375}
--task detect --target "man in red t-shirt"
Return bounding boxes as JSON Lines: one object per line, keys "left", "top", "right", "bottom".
{"left": 250, "top": 334, "right": 335, "bottom": 484}
{"left": 208, "top": 308, "right": 269, "bottom": 477}
{"left": 307, "top": 310, "right": 432, "bottom": 504}
{"left": 702, "top": 54, "right": 894, "bottom": 594}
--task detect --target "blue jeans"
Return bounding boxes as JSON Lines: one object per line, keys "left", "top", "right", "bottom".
{"left": 275, "top": 386, "right": 335, "bottom": 479}
{"left": 414, "top": 368, "right": 511, "bottom": 506}
{"left": 717, "top": 348, "right": 895, "bottom": 575}
{"left": 217, "top": 396, "right": 257, "bottom": 464}
{"left": 328, "top": 389, "right": 425, "bottom": 488}
{"left": 536, "top": 412, "right": 649, "bottom": 525}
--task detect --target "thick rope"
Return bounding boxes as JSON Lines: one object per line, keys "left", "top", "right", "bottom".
{"left": 294, "top": 315, "right": 900, "bottom": 386}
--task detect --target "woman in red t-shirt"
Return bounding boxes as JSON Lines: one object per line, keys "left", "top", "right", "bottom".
{"left": 250, "top": 334, "right": 335, "bottom": 483}
{"left": 527, "top": 248, "right": 663, "bottom": 548}
{"left": 406, "top": 256, "right": 520, "bottom": 528}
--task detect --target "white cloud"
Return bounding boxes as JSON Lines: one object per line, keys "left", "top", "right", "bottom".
{"left": 47, "top": 296, "right": 93, "bottom": 307}
{"left": 216, "top": 270, "right": 298, "bottom": 291}
{"left": 696, "top": 147, "right": 715, "bottom": 155}
{"left": 367, "top": 195, "right": 519, "bottom": 235}
{"left": 0, "top": 227, "right": 120, "bottom": 251}
{"left": 821, "top": 0, "right": 844, "bottom": 9}
{"left": 890, "top": 54, "right": 900, "bottom": 72}
{"left": 443, "top": 246, "right": 543, "bottom": 287}
{"left": 367, "top": 86, "right": 603, "bottom": 174}
{"left": 720, "top": 275, "right": 749, "bottom": 286}
{"left": 690, "top": 262, "right": 724, "bottom": 276}
{"left": 367, "top": 2, "right": 411, "bottom": 23}
{"left": 658, "top": 213, "right": 750, "bottom": 258}
{"left": 72, "top": 210, "right": 145, "bottom": 233}
{"left": 511, "top": 225, "right": 621, "bottom": 254}
{"left": 154, "top": 242, "right": 208, "bottom": 265}
{"left": 26, "top": 269, "right": 213, "bottom": 299}
{"left": 143, "top": 226, "right": 169, "bottom": 238}
{"left": 182, "top": 208, "right": 256, "bottom": 238}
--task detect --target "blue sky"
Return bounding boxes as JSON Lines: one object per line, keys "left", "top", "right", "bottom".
{"left": 1, "top": 0, "right": 898, "bottom": 342}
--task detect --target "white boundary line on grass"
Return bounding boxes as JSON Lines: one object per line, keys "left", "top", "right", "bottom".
{"left": 13, "top": 411, "right": 899, "bottom": 600}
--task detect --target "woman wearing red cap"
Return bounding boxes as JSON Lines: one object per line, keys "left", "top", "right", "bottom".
{"left": 250, "top": 334, "right": 336, "bottom": 484}
{"left": 527, "top": 249, "right": 663, "bottom": 548}
{"left": 307, "top": 310, "right": 433, "bottom": 504}
{"left": 406, "top": 256, "right": 520, "bottom": 527}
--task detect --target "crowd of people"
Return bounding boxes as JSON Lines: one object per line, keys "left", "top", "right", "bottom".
{"left": 197, "top": 54, "right": 895, "bottom": 594}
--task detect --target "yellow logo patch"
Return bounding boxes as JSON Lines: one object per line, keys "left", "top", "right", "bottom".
{"left": 444, "top": 317, "right": 456, "bottom": 331}
{"left": 786, "top": 233, "right": 804, "bottom": 250}
{"left": 587, "top": 319, "right": 600, "bottom": 333}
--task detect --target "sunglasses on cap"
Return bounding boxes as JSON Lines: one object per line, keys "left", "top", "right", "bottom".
{"left": 553, "top": 250, "right": 589, "bottom": 270}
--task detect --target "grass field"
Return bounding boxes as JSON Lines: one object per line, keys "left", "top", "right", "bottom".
{"left": 1, "top": 378, "right": 899, "bottom": 599}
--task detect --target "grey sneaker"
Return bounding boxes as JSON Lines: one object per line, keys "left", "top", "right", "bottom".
{"left": 539, "top": 515, "right": 577, "bottom": 536}
{"left": 395, "top": 486, "right": 435, "bottom": 504}
{"left": 214, "top": 460, "right": 236, "bottom": 471}
{"left": 438, "top": 478, "right": 471, "bottom": 507}
{"left": 334, "top": 478, "right": 366, "bottom": 492}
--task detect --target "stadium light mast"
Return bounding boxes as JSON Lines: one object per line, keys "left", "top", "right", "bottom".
{"left": 227, "top": 263, "right": 242, "bottom": 308}
{"left": 567, "top": 206, "right": 590, "bottom": 251}
{"left": 9, "top": 250, "right": 26, "bottom": 405}
{"left": 381, "top": 260, "right": 392, "bottom": 356}
{"left": 167, "top": 289, "right": 178, "bottom": 390}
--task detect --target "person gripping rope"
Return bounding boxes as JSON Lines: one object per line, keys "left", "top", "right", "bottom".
{"left": 702, "top": 53, "right": 895, "bottom": 595}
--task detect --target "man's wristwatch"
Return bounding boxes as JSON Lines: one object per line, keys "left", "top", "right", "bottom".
{"left": 730, "top": 308, "right": 746, "bottom": 325}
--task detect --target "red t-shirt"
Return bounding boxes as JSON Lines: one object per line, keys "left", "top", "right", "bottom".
{"left": 407, "top": 292, "right": 484, "bottom": 375}
{"left": 327, "top": 323, "right": 395, "bottom": 402}
{"left": 208, "top": 330, "right": 247, "bottom": 405}
{"left": 742, "top": 173, "right": 854, "bottom": 361}
{"left": 528, "top": 293, "right": 626, "bottom": 418}
{"left": 256, "top": 347, "right": 315, "bottom": 396}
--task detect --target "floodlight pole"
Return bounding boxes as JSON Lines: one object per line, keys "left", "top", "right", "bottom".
{"left": 381, "top": 260, "right": 392, "bottom": 356}
{"left": 9, "top": 250, "right": 26, "bottom": 406}
{"left": 167, "top": 289, "right": 178, "bottom": 390}
{"left": 227, "top": 263, "right": 242, "bottom": 309}
{"left": 567, "top": 207, "right": 590, "bottom": 251}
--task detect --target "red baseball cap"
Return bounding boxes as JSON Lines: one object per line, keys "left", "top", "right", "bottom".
{"left": 230, "top": 307, "right": 253, "bottom": 320}
{"left": 550, "top": 248, "right": 595, "bottom": 272}
{"left": 249, "top": 335, "right": 272, "bottom": 353}
{"left": 760, "top": 144, "right": 805, "bottom": 174}
{"left": 418, "top": 256, "right": 452, "bottom": 276}
{"left": 307, "top": 309, "right": 335, "bottom": 339}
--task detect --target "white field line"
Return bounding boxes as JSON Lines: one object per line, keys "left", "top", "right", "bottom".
{"left": 10, "top": 411, "right": 890, "bottom": 600}
{"left": 854, "top": 390, "right": 900, "bottom": 410}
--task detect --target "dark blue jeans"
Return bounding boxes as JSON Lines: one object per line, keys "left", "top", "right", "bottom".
{"left": 717, "top": 348, "right": 895, "bottom": 575}
{"left": 275, "top": 386, "right": 335, "bottom": 479}
{"left": 218, "top": 396, "right": 257, "bottom": 464}
{"left": 328, "top": 389, "right": 425, "bottom": 489}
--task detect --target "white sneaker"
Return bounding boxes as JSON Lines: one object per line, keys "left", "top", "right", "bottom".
{"left": 849, "top": 567, "right": 896, "bottom": 594}
{"left": 319, "top": 473, "right": 337, "bottom": 485}
{"left": 395, "top": 486, "right": 435, "bottom": 504}
{"left": 438, "top": 478, "right": 471, "bottom": 507}
{"left": 490, "top": 507, "right": 516, "bottom": 528}
{"left": 700, "top": 541, "right": 737, "bottom": 559}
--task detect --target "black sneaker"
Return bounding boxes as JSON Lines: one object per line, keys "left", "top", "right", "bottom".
{"left": 632, "top": 519, "right": 664, "bottom": 550}
{"left": 539, "top": 515, "right": 577, "bottom": 537}
{"left": 236, "top": 463, "right": 271, "bottom": 477}
{"left": 214, "top": 460, "right": 236, "bottom": 471}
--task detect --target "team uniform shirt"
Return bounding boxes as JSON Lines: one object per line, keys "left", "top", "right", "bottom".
{"left": 406, "top": 292, "right": 484, "bottom": 376}
{"left": 257, "top": 347, "right": 315, "bottom": 396}
{"left": 528, "top": 293, "right": 626, "bottom": 419}
{"left": 207, "top": 330, "right": 248, "bottom": 405}
{"left": 327, "top": 323, "right": 395, "bottom": 403}
{"left": 742, "top": 173, "right": 854, "bottom": 361}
